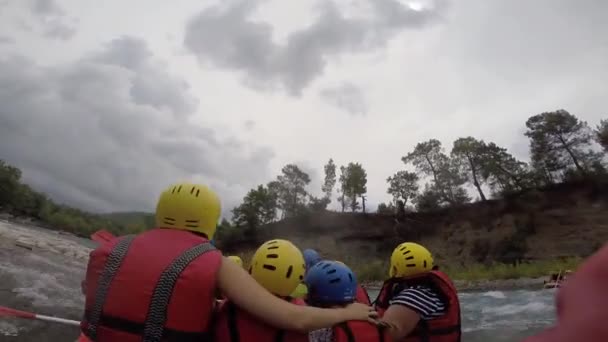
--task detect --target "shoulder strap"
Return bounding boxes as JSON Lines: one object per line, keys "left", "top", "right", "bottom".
{"left": 86, "top": 235, "right": 136, "bottom": 341}
{"left": 377, "top": 325, "right": 386, "bottom": 342}
{"left": 227, "top": 302, "right": 240, "bottom": 342}
{"left": 336, "top": 322, "right": 355, "bottom": 342}
{"left": 142, "top": 241, "right": 216, "bottom": 342}
{"left": 274, "top": 329, "right": 286, "bottom": 342}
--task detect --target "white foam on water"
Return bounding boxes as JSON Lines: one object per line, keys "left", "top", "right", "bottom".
{"left": 481, "top": 291, "right": 506, "bottom": 299}
{"left": 481, "top": 300, "right": 551, "bottom": 316}
{"left": 0, "top": 259, "right": 83, "bottom": 308}
{"left": 0, "top": 321, "right": 21, "bottom": 337}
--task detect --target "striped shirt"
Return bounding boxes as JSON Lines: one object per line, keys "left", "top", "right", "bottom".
{"left": 308, "top": 327, "right": 333, "bottom": 342}
{"left": 388, "top": 285, "right": 446, "bottom": 320}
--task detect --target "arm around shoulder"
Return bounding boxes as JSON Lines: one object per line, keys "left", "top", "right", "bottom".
{"left": 216, "top": 256, "right": 374, "bottom": 332}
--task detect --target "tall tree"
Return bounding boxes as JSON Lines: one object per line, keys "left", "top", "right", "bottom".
{"left": 339, "top": 162, "right": 368, "bottom": 212}
{"left": 272, "top": 164, "right": 311, "bottom": 217}
{"left": 525, "top": 110, "right": 599, "bottom": 176}
{"left": 402, "top": 139, "right": 444, "bottom": 185}
{"left": 338, "top": 165, "right": 347, "bottom": 212}
{"left": 307, "top": 195, "right": 331, "bottom": 211}
{"left": 414, "top": 184, "right": 443, "bottom": 212}
{"left": 402, "top": 139, "right": 469, "bottom": 205}
{"left": 376, "top": 202, "right": 394, "bottom": 215}
{"left": 451, "top": 137, "right": 488, "bottom": 201}
{"left": 0, "top": 159, "right": 23, "bottom": 207}
{"left": 480, "top": 142, "right": 530, "bottom": 193}
{"left": 231, "top": 184, "right": 277, "bottom": 232}
{"left": 597, "top": 119, "right": 608, "bottom": 153}
{"left": 386, "top": 171, "right": 419, "bottom": 206}
{"left": 322, "top": 158, "right": 337, "bottom": 201}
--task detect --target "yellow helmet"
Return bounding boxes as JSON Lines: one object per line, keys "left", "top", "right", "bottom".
{"left": 155, "top": 182, "right": 221, "bottom": 239}
{"left": 389, "top": 242, "right": 434, "bottom": 278}
{"left": 227, "top": 255, "right": 243, "bottom": 268}
{"left": 249, "top": 239, "right": 306, "bottom": 297}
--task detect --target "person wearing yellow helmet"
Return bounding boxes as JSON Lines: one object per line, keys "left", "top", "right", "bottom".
{"left": 374, "top": 242, "right": 461, "bottom": 342}
{"left": 80, "top": 182, "right": 377, "bottom": 342}
{"left": 227, "top": 255, "right": 244, "bottom": 268}
{"left": 215, "top": 239, "right": 310, "bottom": 342}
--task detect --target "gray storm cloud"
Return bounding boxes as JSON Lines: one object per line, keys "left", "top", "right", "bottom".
{"left": 0, "top": 36, "right": 274, "bottom": 214}
{"left": 28, "top": 0, "right": 77, "bottom": 40}
{"left": 320, "top": 82, "right": 368, "bottom": 116}
{"left": 184, "top": 0, "right": 446, "bottom": 96}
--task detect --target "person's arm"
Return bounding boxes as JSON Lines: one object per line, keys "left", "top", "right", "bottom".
{"left": 380, "top": 287, "right": 443, "bottom": 340}
{"left": 381, "top": 305, "right": 421, "bottom": 340}
{"left": 217, "top": 256, "right": 376, "bottom": 332}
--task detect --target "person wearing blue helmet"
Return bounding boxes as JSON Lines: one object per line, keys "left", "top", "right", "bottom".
{"left": 291, "top": 248, "right": 323, "bottom": 299}
{"left": 303, "top": 248, "right": 323, "bottom": 270}
{"left": 305, "top": 260, "right": 389, "bottom": 342}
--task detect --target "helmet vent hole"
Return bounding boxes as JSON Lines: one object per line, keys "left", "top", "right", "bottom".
{"left": 177, "top": 185, "right": 182, "bottom": 193}
{"left": 327, "top": 269, "right": 337, "bottom": 274}
{"left": 348, "top": 273, "right": 353, "bottom": 282}
{"left": 171, "top": 187, "right": 177, "bottom": 194}
{"left": 268, "top": 246, "right": 279, "bottom": 250}
{"left": 329, "top": 278, "right": 340, "bottom": 283}
{"left": 196, "top": 189, "right": 200, "bottom": 197}
{"left": 190, "top": 187, "right": 195, "bottom": 194}
{"left": 424, "top": 260, "right": 427, "bottom": 268}
{"left": 268, "top": 240, "right": 278, "bottom": 245}
{"left": 400, "top": 246, "right": 407, "bottom": 251}
{"left": 299, "top": 275, "right": 303, "bottom": 280}
{"left": 185, "top": 220, "right": 199, "bottom": 228}
{"left": 266, "top": 253, "right": 279, "bottom": 259}
{"left": 263, "top": 264, "right": 276, "bottom": 271}
{"left": 286, "top": 266, "right": 293, "bottom": 278}
{"left": 405, "top": 256, "right": 414, "bottom": 260}
{"left": 322, "top": 263, "right": 330, "bottom": 269}
{"left": 402, "top": 250, "right": 411, "bottom": 255}
{"left": 406, "top": 263, "right": 416, "bottom": 268}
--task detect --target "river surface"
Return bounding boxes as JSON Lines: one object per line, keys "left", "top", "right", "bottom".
{"left": 0, "top": 221, "right": 557, "bottom": 341}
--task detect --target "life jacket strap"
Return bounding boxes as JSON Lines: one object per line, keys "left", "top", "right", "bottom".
{"left": 83, "top": 311, "right": 211, "bottom": 342}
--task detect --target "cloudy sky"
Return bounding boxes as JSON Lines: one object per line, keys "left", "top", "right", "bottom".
{"left": 1, "top": 0, "right": 606, "bottom": 218}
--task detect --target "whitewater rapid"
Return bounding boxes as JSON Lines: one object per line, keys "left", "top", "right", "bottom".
{"left": 0, "top": 221, "right": 557, "bottom": 341}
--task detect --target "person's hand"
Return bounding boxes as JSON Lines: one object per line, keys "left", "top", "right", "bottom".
{"left": 342, "top": 302, "right": 378, "bottom": 323}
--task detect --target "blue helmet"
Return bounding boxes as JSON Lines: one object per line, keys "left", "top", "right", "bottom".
{"left": 304, "top": 260, "right": 357, "bottom": 304}
{"left": 303, "top": 249, "right": 322, "bottom": 269}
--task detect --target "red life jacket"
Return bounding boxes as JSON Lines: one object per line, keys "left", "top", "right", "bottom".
{"left": 333, "top": 320, "right": 392, "bottom": 342}
{"left": 81, "top": 228, "right": 221, "bottom": 342}
{"left": 356, "top": 285, "right": 372, "bottom": 305}
{"left": 374, "top": 271, "right": 461, "bottom": 342}
{"left": 213, "top": 297, "right": 308, "bottom": 342}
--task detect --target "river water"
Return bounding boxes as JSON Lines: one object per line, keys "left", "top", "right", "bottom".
{"left": 0, "top": 221, "right": 557, "bottom": 341}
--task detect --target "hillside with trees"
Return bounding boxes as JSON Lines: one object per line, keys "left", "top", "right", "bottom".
{"left": 1, "top": 109, "right": 607, "bottom": 262}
